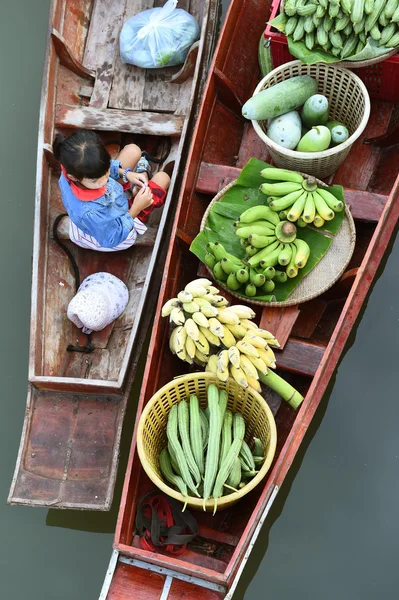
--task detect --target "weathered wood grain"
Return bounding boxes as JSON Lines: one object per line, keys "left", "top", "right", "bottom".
{"left": 55, "top": 104, "right": 184, "bottom": 135}
{"left": 51, "top": 29, "right": 95, "bottom": 79}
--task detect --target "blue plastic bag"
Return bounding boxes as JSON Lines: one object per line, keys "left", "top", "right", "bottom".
{"left": 120, "top": 0, "right": 200, "bottom": 69}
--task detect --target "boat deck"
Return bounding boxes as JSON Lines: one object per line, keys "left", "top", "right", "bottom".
{"left": 106, "top": 0, "right": 399, "bottom": 594}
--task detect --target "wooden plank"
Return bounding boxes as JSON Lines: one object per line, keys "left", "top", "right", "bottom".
{"left": 259, "top": 306, "right": 300, "bottom": 350}
{"left": 237, "top": 122, "right": 272, "bottom": 168}
{"left": 53, "top": 215, "right": 158, "bottom": 246}
{"left": 196, "top": 163, "right": 389, "bottom": 222}
{"left": 107, "top": 562, "right": 165, "bottom": 600}
{"left": 344, "top": 188, "right": 388, "bottom": 222}
{"left": 170, "top": 41, "right": 200, "bottom": 83}
{"left": 109, "top": 0, "right": 154, "bottom": 111}
{"left": 333, "top": 100, "right": 393, "bottom": 190}
{"left": 168, "top": 578, "right": 225, "bottom": 600}
{"left": 213, "top": 67, "right": 243, "bottom": 117}
{"left": 51, "top": 29, "right": 95, "bottom": 79}
{"left": 276, "top": 338, "right": 326, "bottom": 376}
{"left": 83, "top": 0, "right": 126, "bottom": 71}
{"left": 197, "top": 163, "right": 240, "bottom": 194}
{"left": 291, "top": 299, "right": 327, "bottom": 339}
{"left": 55, "top": 104, "right": 184, "bottom": 136}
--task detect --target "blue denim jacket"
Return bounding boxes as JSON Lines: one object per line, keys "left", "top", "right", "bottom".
{"left": 59, "top": 160, "right": 136, "bottom": 248}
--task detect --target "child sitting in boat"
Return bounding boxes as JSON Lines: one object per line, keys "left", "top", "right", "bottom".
{"left": 53, "top": 130, "right": 170, "bottom": 251}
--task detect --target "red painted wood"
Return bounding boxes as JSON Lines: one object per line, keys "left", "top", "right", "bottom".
{"left": 107, "top": 563, "right": 165, "bottom": 600}
{"left": 110, "top": 0, "right": 399, "bottom": 597}
{"left": 333, "top": 100, "right": 394, "bottom": 190}
{"left": 259, "top": 306, "right": 301, "bottom": 350}
{"left": 276, "top": 338, "right": 326, "bottom": 376}
{"left": 213, "top": 67, "right": 244, "bottom": 116}
{"left": 197, "top": 163, "right": 388, "bottom": 222}
{"left": 291, "top": 299, "right": 327, "bottom": 339}
{"left": 168, "top": 578, "right": 225, "bottom": 600}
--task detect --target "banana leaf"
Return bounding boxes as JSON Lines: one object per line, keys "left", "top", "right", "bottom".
{"left": 190, "top": 158, "right": 346, "bottom": 302}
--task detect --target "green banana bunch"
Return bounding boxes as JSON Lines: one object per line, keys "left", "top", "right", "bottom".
{"left": 261, "top": 168, "right": 343, "bottom": 227}
{"left": 281, "top": 0, "right": 399, "bottom": 59}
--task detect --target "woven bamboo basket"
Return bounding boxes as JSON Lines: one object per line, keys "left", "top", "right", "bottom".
{"left": 200, "top": 177, "right": 356, "bottom": 307}
{"left": 136, "top": 373, "right": 277, "bottom": 512}
{"left": 252, "top": 61, "right": 371, "bottom": 179}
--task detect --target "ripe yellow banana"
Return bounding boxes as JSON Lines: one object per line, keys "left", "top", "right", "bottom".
{"left": 200, "top": 304, "right": 219, "bottom": 318}
{"left": 195, "top": 347, "right": 209, "bottom": 364}
{"left": 196, "top": 331, "right": 210, "bottom": 356}
{"left": 184, "top": 318, "right": 200, "bottom": 341}
{"left": 192, "top": 311, "right": 209, "bottom": 328}
{"left": 221, "top": 325, "right": 237, "bottom": 348}
{"left": 228, "top": 346, "right": 241, "bottom": 368}
{"left": 194, "top": 297, "right": 211, "bottom": 308}
{"left": 218, "top": 349, "right": 229, "bottom": 371}
{"left": 257, "top": 346, "right": 276, "bottom": 368}
{"left": 225, "top": 305, "right": 256, "bottom": 319}
{"left": 184, "top": 282, "right": 209, "bottom": 297}
{"left": 253, "top": 328, "right": 277, "bottom": 341}
{"left": 247, "top": 354, "right": 268, "bottom": 375}
{"left": 207, "top": 285, "right": 220, "bottom": 295}
{"left": 208, "top": 318, "right": 225, "bottom": 338}
{"left": 175, "top": 326, "right": 188, "bottom": 359}
{"left": 217, "top": 308, "right": 240, "bottom": 325}
{"left": 185, "top": 336, "right": 197, "bottom": 359}
{"left": 177, "top": 290, "right": 193, "bottom": 303}
{"left": 236, "top": 340, "right": 260, "bottom": 358}
{"left": 170, "top": 307, "right": 185, "bottom": 326}
{"left": 246, "top": 376, "right": 261, "bottom": 393}
{"left": 240, "top": 319, "right": 258, "bottom": 331}
{"left": 161, "top": 298, "right": 180, "bottom": 317}
{"left": 182, "top": 301, "right": 200, "bottom": 314}
{"left": 240, "top": 354, "right": 259, "bottom": 379}
{"left": 244, "top": 334, "right": 268, "bottom": 349}
{"left": 206, "top": 354, "right": 218, "bottom": 374}
{"left": 230, "top": 365, "right": 249, "bottom": 388}
{"left": 207, "top": 294, "right": 229, "bottom": 307}
{"left": 199, "top": 326, "right": 221, "bottom": 347}
{"left": 216, "top": 367, "right": 229, "bottom": 383}
{"left": 225, "top": 323, "right": 248, "bottom": 339}
{"left": 169, "top": 326, "right": 182, "bottom": 355}
{"left": 186, "top": 278, "right": 212, "bottom": 289}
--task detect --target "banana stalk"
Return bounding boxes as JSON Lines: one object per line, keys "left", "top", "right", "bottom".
{"left": 258, "top": 370, "right": 304, "bottom": 409}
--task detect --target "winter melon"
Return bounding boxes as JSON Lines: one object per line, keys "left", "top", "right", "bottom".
{"left": 242, "top": 75, "right": 317, "bottom": 121}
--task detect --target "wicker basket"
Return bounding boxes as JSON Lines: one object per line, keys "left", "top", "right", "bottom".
{"left": 136, "top": 373, "right": 277, "bottom": 512}
{"left": 252, "top": 61, "right": 371, "bottom": 179}
{"left": 200, "top": 178, "right": 356, "bottom": 307}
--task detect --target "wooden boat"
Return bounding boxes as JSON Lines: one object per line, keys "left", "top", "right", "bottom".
{"left": 8, "top": 0, "right": 219, "bottom": 511}
{"left": 99, "top": 0, "right": 399, "bottom": 597}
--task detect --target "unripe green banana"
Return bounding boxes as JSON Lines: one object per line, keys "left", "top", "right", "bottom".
{"left": 245, "top": 244, "right": 259, "bottom": 257}
{"left": 287, "top": 244, "right": 298, "bottom": 279}
{"left": 256, "top": 243, "right": 284, "bottom": 268}
{"left": 268, "top": 188, "right": 304, "bottom": 211}
{"left": 235, "top": 225, "right": 275, "bottom": 238}
{"left": 286, "top": 191, "right": 308, "bottom": 222}
{"left": 245, "top": 283, "right": 257, "bottom": 297}
{"left": 263, "top": 266, "right": 275, "bottom": 280}
{"left": 221, "top": 257, "right": 240, "bottom": 275}
{"left": 313, "top": 214, "right": 325, "bottom": 228}
{"left": 274, "top": 270, "right": 288, "bottom": 283}
{"left": 249, "top": 268, "right": 266, "bottom": 287}
{"left": 247, "top": 239, "right": 281, "bottom": 267}
{"left": 302, "top": 192, "right": 316, "bottom": 223}
{"left": 317, "top": 188, "right": 344, "bottom": 212}
{"left": 204, "top": 252, "right": 217, "bottom": 268}
{"left": 226, "top": 273, "right": 242, "bottom": 291}
{"left": 260, "top": 167, "right": 304, "bottom": 184}
{"left": 236, "top": 268, "right": 249, "bottom": 284}
{"left": 261, "top": 279, "right": 275, "bottom": 293}
{"left": 259, "top": 182, "right": 302, "bottom": 197}
{"left": 294, "top": 239, "right": 311, "bottom": 268}
{"left": 278, "top": 243, "right": 293, "bottom": 266}
{"left": 248, "top": 233, "right": 276, "bottom": 248}
{"left": 213, "top": 262, "right": 228, "bottom": 281}
{"left": 238, "top": 205, "right": 280, "bottom": 226}
{"left": 313, "top": 191, "right": 335, "bottom": 221}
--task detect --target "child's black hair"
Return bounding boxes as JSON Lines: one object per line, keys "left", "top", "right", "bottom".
{"left": 53, "top": 130, "right": 111, "bottom": 180}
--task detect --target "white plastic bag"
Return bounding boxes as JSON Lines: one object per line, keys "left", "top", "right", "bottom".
{"left": 120, "top": 0, "right": 200, "bottom": 69}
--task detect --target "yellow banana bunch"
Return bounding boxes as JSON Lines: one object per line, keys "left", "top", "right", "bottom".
{"left": 162, "top": 279, "right": 281, "bottom": 381}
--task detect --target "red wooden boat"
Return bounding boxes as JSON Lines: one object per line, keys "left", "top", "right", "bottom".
{"left": 8, "top": 0, "right": 219, "bottom": 511}
{"left": 99, "top": 0, "right": 399, "bottom": 597}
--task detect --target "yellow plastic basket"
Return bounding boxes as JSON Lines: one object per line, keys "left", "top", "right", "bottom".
{"left": 137, "top": 373, "right": 277, "bottom": 512}
{"left": 252, "top": 60, "right": 371, "bottom": 179}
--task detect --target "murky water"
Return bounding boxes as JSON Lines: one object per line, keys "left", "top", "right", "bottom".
{"left": 1, "top": 2, "right": 399, "bottom": 599}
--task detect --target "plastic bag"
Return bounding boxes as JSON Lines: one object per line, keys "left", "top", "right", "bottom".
{"left": 120, "top": 0, "right": 200, "bottom": 69}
